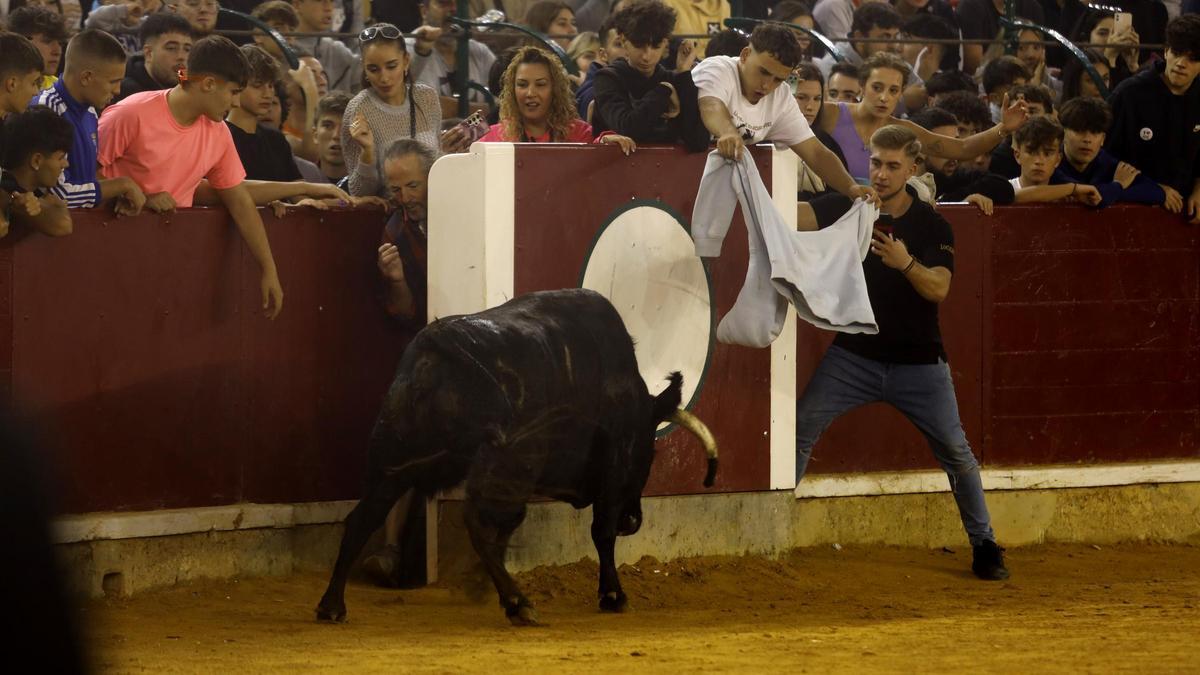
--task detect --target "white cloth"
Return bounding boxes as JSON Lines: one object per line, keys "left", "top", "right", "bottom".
{"left": 693, "top": 55, "right": 815, "bottom": 147}
{"left": 692, "top": 151, "right": 879, "bottom": 347}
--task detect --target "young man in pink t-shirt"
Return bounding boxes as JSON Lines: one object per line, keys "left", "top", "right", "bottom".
{"left": 98, "top": 36, "right": 284, "bottom": 318}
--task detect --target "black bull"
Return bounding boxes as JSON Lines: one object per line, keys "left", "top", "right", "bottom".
{"left": 316, "top": 289, "right": 718, "bottom": 625}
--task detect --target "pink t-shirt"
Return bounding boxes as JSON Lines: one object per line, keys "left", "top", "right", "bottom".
{"left": 97, "top": 90, "right": 246, "bottom": 207}
{"left": 478, "top": 118, "right": 594, "bottom": 143}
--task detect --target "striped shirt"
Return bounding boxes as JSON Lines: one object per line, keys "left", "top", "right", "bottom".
{"left": 33, "top": 80, "right": 101, "bottom": 208}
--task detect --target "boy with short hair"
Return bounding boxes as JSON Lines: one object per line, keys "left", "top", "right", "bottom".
{"left": 575, "top": 15, "right": 625, "bottom": 119}
{"left": 988, "top": 82, "right": 1054, "bottom": 179}
{"left": 980, "top": 55, "right": 1029, "bottom": 124}
{"left": 305, "top": 92, "right": 351, "bottom": 184}
{"left": 98, "top": 35, "right": 285, "bottom": 318}
{"left": 1009, "top": 116, "right": 1101, "bottom": 204}
{"left": 1, "top": 106, "right": 74, "bottom": 199}
{"left": 7, "top": 6, "right": 69, "bottom": 89}
{"left": 226, "top": 44, "right": 303, "bottom": 182}
{"left": 119, "top": 12, "right": 194, "bottom": 102}
{"left": 592, "top": 0, "right": 708, "bottom": 150}
{"left": 0, "top": 32, "right": 71, "bottom": 238}
{"left": 1055, "top": 96, "right": 1166, "bottom": 208}
{"left": 34, "top": 29, "right": 146, "bottom": 214}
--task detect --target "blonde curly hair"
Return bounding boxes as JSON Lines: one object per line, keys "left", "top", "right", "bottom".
{"left": 498, "top": 46, "right": 579, "bottom": 142}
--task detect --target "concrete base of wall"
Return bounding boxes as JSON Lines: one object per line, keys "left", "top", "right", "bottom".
{"left": 58, "top": 482, "right": 1200, "bottom": 598}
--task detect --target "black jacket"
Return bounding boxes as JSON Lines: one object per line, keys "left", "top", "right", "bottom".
{"left": 1106, "top": 59, "right": 1200, "bottom": 194}
{"left": 591, "top": 59, "right": 710, "bottom": 152}
{"left": 118, "top": 54, "right": 166, "bottom": 103}
{"left": 933, "top": 167, "right": 1016, "bottom": 204}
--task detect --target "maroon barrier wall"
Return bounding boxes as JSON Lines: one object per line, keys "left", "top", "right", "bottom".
{"left": 798, "top": 204, "right": 1199, "bottom": 474}
{"left": 1, "top": 199, "right": 1195, "bottom": 515}
{"left": 0, "top": 208, "right": 408, "bottom": 514}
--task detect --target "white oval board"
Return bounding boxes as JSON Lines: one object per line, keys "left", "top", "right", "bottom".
{"left": 580, "top": 205, "right": 712, "bottom": 411}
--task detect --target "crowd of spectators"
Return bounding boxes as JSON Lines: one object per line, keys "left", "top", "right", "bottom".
{"left": 1, "top": 0, "right": 1199, "bottom": 325}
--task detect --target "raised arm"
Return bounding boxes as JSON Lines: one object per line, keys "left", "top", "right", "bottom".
{"left": 900, "top": 94, "right": 1028, "bottom": 161}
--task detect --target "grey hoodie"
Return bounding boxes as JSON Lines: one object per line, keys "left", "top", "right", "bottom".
{"left": 692, "top": 151, "right": 879, "bottom": 347}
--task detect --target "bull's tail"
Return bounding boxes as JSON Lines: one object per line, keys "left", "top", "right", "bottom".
{"left": 654, "top": 372, "right": 719, "bottom": 489}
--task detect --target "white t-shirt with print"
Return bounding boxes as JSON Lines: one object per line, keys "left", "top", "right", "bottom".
{"left": 692, "top": 55, "right": 815, "bottom": 147}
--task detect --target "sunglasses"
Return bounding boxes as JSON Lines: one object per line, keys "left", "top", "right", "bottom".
{"left": 360, "top": 25, "right": 403, "bottom": 42}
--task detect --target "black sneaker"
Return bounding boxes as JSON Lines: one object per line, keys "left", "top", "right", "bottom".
{"left": 972, "top": 540, "right": 1010, "bottom": 580}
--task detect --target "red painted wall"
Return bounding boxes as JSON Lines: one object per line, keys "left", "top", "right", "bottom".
{"left": 0, "top": 208, "right": 410, "bottom": 514}
{"left": 1, "top": 179, "right": 1195, "bottom": 516}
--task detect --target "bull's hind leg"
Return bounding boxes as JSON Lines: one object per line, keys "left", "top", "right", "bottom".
{"left": 316, "top": 477, "right": 413, "bottom": 622}
{"left": 463, "top": 497, "right": 538, "bottom": 626}
{"left": 591, "top": 497, "right": 627, "bottom": 613}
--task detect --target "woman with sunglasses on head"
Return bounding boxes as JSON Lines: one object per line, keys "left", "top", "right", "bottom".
{"left": 478, "top": 45, "right": 635, "bottom": 153}
{"left": 342, "top": 23, "right": 442, "bottom": 197}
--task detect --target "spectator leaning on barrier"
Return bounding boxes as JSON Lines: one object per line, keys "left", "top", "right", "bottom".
{"left": 478, "top": 44, "right": 637, "bottom": 153}
{"left": 0, "top": 107, "right": 75, "bottom": 235}
{"left": 1007, "top": 115, "right": 1101, "bottom": 204}
{"left": 0, "top": 32, "right": 72, "bottom": 238}
{"left": 794, "top": 123, "right": 1011, "bottom": 583}
{"left": 1055, "top": 96, "right": 1166, "bottom": 209}
{"left": 408, "top": 0, "right": 496, "bottom": 119}
{"left": 907, "top": 106, "right": 1014, "bottom": 208}
{"left": 816, "top": 2, "right": 902, "bottom": 77}
{"left": 118, "top": 11, "right": 193, "bottom": 102}
{"left": 694, "top": 23, "right": 878, "bottom": 207}
{"left": 303, "top": 91, "right": 350, "bottom": 184}
{"left": 34, "top": 29, "right": 147, "bottom": 214}
{"left": 826, "top": 61, "right": 861, "bottom": 102}
{"left": 343, "top": 23, "right": 441, "bottom": 197}
{"left": 226, "top": 44, "right": 304, "bottom": 182}
{"left": 815, "top": 52, "right": 1029, "bottom": 184}
{"left": 377, "top": 138, "right": 434, "bottom": 322}
{"left": 1106, "top": 14, "right": 1200, "bottom": 224}
{"left": 290, "top": 0, "right": 361, "bottom": 93}
{"left": 170, "top": 0, "right": 219, "bottom": 35}
{"left": 97, "top": 35, "right": 284, "bottom": 318}
{"left": 591, "top": 0, "right": 708, "bottom": 151}
{"left": 7, "top": 6, "right": 68, "bottom": 89}
{"left": 988, "top": 82, "right": 1053, "bottom": 179}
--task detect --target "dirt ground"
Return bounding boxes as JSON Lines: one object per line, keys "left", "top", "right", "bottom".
{"left": 86, "top": 543, "right": 1200, "bottom": 674}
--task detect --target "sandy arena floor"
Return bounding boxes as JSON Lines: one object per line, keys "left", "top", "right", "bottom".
{"left": 86, "top": 544, "right": 1200, "bottom": 673}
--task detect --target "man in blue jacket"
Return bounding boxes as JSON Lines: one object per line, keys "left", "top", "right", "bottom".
{"left": 1055, "top": 96, "right": 1166, "bottom": 209}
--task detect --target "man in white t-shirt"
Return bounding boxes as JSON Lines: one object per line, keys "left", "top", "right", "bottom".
{"left": 694, "top": 23, "right": 878, "bottom": 207}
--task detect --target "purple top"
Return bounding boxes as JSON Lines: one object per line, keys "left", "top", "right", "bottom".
{"left": 829, "top": 102, "right": 871, "bottom": 182}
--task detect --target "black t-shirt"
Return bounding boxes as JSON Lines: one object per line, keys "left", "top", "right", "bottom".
{"left": 226, "top": 122, "right": 302, "bottom": 182}
{"left": 831, "top": 189, "right": 956, "bottom": 365}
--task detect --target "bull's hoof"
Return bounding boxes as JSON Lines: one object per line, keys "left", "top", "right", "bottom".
{"left": 598, "top": 591, "right": 628, "bottom": 613}
{"left": 315, "top": 604, "right": 347, "bottom": 623}
{"left": 506, "top": 603, "right": 541, "bottom": 626}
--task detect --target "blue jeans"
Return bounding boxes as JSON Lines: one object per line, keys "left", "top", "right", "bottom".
{"left": 795, "top": 345, "right": 996, "bottom": 546}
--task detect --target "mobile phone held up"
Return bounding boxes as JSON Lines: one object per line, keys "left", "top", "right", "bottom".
{"left": 1114, "top": 12, "right": 1132, "bottom": 37}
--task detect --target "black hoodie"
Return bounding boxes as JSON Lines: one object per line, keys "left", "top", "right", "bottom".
{"left": 1106, "top": 58, "right": 1200, "bottom": 195}
{"left": 118, "top": 54, "right": 168, "bottom": 104}
{"left": 591, "top": 58, "right": 710, "bottom": 152}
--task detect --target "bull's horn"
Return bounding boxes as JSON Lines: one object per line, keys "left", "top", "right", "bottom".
{"left": 667, "top": 409, "right": 719, "bottom": 488}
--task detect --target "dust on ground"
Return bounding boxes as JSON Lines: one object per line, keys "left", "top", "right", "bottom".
{"left": 86, "top": 544, "right": 1200, "bottom": 673}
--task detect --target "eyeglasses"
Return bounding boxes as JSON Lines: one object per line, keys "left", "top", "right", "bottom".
{"left": 360, "top": 25, "right": 403, "bottom": 42}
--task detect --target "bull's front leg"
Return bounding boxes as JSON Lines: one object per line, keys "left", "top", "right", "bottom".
{"left": 591, "top": 502, "right": 627, "bottom": 613}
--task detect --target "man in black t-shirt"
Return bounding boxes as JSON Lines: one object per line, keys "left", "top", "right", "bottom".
{"left": 795, "top": 124, "right": 1009, "bottom": 582}
{"left": 955, "top": 0, "right": 1043, "bottom": 74}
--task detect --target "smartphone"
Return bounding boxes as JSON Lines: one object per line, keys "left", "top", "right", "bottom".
{"left": 1114, "top": 12, "right": 1133, "bottom": 37}
{"left": 875, "top": 216, "right": 895, "bottom": 237}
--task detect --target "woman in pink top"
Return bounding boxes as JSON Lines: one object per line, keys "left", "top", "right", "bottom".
{"left": 479, "top": 46, "right": 634, "bottom": 151}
